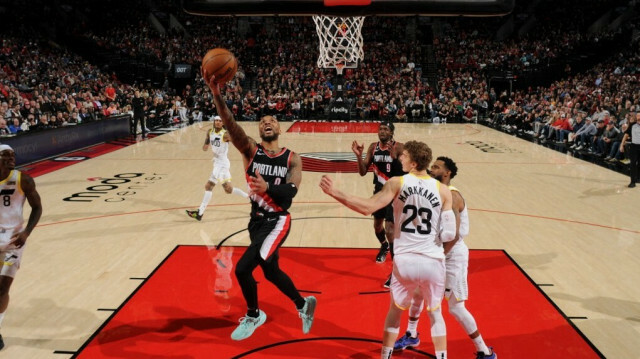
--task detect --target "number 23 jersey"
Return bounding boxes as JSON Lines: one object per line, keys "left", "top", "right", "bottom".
{"left": 392, "top": 173, "right": 444, "bottom": 259}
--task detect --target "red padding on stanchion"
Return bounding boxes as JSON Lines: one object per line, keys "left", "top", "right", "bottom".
{"left": 324, "top": 0, "right": 371, "bottom": 6}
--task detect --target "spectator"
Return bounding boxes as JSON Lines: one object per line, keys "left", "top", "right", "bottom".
{"left": 605, "top": 122, "right": 627, "bottom": 162}
{"left": 8, "top": 118, "right": 21, "bottom": 134}
{"left": 572, "top": 117, "right": 597, "bottom": 151}
{"left": 567, "top": 114, "right": 586, "bottom": 144}
{"left": 595, "top": 120, "right": 620, "bottom": 156}
{"left": 0, "top": 119, "right": 11, "bottom": 136}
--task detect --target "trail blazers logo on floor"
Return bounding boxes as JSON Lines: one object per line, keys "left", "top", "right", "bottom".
{"left": 63, "top": 173, "right": 167, "bottom": 202}
{"left": 300, "top": 152, "right": 364, "bottom": 173}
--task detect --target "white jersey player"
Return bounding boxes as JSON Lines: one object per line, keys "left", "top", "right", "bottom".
{"left": 0, "top": 144, "right": 43, "bottom": 350}
{"left": 186, "top": 116, "right": 248, "bottom": 221}
{"left": 394, "top": 156, "right": 496, "bottom": 359}
{"left": 320, "top": 140, "right": 456, "bottom": 359}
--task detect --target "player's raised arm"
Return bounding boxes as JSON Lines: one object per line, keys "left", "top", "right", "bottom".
{"left": 352, "top": 141, "right": 375, "bottom": 176}
{"left": 205, "top": 74, "right": 256, "bottom": 159}
{"left": 320, "top": 175, "right": 400, "bottom": 216}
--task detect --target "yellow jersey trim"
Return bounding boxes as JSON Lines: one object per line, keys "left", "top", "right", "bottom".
{"left": 409, "top": 173, "right": 431, "bottom": 180}
{"left": 0, "top": 169, "right": 13, "bottom": 185}
{"left": 17, "top": 171, "right": 24, "bottom": 195}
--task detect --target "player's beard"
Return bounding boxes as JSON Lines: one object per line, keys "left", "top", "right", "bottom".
{"left": 260, "top": 132, "right": 279, "bottom": 142}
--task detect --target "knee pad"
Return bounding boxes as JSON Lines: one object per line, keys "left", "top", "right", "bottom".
{"left": 448, "top": 298, "right": 478, "bottom": 334}
{"left": 428, "top": 308, "right": 446, "bottom": 337}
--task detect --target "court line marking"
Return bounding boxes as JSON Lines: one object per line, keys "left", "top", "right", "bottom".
{"left": 469, "top": 208, "right": 640, "bottom": 234}
{"left": 36, "top": 201, "right": 640, "bottom": 234}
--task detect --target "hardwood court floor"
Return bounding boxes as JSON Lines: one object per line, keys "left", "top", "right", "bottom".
{"left": 7, "top": 122, "right": 640, "bottom": 358}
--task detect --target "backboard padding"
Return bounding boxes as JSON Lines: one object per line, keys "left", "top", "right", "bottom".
{"left": 183, "top": 0, "right": 515, "bottom": 17}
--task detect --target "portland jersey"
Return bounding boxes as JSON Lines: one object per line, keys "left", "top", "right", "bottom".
{"left": 246, "top": 144, "right": 293, "bottom": 216}
{"left": 372, "top": 141, "right": 404, "bottom": 191}
{"left": 449, "top": 185, "right": 468, "bottom": 243}
{"left": 392, "top": 173, "right": 444, "bottom": 259}
{"left": 0, "top": 170, "right": 26, "bottom": 229}
{"left": 209, "top": 128, "right": 230, "bottom": 168}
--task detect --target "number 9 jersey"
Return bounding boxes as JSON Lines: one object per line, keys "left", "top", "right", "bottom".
{"left": 392, "top": 173, "right": 444, "bottom": 259}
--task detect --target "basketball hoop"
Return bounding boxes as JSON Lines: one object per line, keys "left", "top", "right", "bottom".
{"left": 313, "top": 14, "right": 365, "bottom": 70}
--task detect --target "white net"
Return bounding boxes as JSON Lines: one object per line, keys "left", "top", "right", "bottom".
{"left": 313, "top": 15, "right": 365, "bottom": 69}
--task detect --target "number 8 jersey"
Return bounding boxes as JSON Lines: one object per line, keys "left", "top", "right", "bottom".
{"left": 0, "top": 170, "right": 26, "bottom": 230}
{"left": 392, "top": 173, "right": 444, "bottom": 259}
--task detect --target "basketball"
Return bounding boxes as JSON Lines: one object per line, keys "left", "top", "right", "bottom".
{"left": 201, "top": 48, "right": 238, "bottom": 84}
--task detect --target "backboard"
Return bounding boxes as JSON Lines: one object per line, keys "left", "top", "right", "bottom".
{"left": 183, "top": 0, "right": 515, "bottom": 17}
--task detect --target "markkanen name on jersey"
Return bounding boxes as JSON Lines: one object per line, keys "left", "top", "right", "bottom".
{"left": 398, "top": 186, "right": 440, "bottom": 207}
{"left": 251, "top": 163, "right": 288, "bottom": 178}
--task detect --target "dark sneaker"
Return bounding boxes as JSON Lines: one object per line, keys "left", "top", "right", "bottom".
{"left": 476, "top": 347, "right": 497, "bottom": 359}
{"left": 298, "top": 296, "right": 317, "bottom": 334}
{"left": 629, "top": 182, "right": 636, "bottom": 188}
{"left": 376, "top": 244, "right": 389, "bottom": 263}
{"left": 185, "top": 210, "right": 202, "bottom": 221}
{"left": 394, "top": 331, "right": 420, "bottom": 350}
{"left": 383, "top": 274, "right": 392, "bottom": 288}
{"left": 0, "top": 334, "right": 4, "bottom": 350}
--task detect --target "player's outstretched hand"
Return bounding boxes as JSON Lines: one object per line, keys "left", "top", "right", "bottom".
{"left": 351, "top": 140, "right": 364, "bottom": 157}
{"left": 202, "top": 69, "right": 222, "bottom": 95}
{"left": 249, "top": 170, "right": 269, "bottom": 195}
{"left": 319, "top": 175, "right": 335, "bottom": 196}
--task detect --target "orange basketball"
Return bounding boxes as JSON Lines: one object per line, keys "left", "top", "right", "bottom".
{"left": 201, "top": 48, "right": 238, "bottom": 83}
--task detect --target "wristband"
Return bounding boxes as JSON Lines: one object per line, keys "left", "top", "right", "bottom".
{"left": 266, "top": 182, "right": 298, "bottom": 199}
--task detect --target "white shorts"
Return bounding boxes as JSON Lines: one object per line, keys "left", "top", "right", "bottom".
{"left": 0, "top": 227, "right": 25, "bottom": 278}
{"left": 208, "top": 166, "right": 232, "bottom": 185}
{"left": 391, "top": 253, "right": 446, "bottom": 312}
{"left": 445, "top": 242, "right": 469, "bottom": 301}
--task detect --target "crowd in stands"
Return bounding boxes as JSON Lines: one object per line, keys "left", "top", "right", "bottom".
{"left": 485, "top": 37, "right": 639, "bottom": 164}
{"left": 1, "top": 0, "right": 638, "bottom": 170}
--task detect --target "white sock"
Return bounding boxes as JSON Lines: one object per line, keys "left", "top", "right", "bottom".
{"left": 381, "top": 346, "right": 393, "bottom": 359}
{"left": 407, "top": 319, "right": 419, "bottom": 337}
{"left": 435, "top": 350, "right": 447, "bottom": 359}
{"left": 199, "top": 191, "right": 213, "bottom": 215}
{"left": 0, "top": 311, "right": 5, "bottom": 327}
{"left": 472, "top": 335, "right": 490, "bottom": 354}
{"left": 232, "top": 187, "right": 248, "bottom": 199}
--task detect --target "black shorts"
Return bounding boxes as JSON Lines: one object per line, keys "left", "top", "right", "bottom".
{"left": 373, "top": 202, "right": 393, "bottom": 222}
{"left": 372, "top": 187, "right": 394, "bottom": 222}
{"left": 248, "top": 213, "right": 291, "bottom": 262}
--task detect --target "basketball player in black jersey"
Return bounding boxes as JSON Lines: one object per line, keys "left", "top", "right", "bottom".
{"left": 352, "top": 122, "right": 404, "bottom": 286}
{"left": 204, "top": 72, "right": 316, "bottom": 341}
